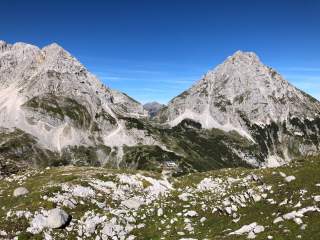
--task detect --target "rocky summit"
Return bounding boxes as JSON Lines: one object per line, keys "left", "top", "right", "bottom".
{"left": 0, "top": 40, "right": 155, "bottom": 171}
{"left": 156, "top": 51, "right": 320, "bottom": 167}
{"left": 143, "top": 102, "right": 165, "bottom": 118}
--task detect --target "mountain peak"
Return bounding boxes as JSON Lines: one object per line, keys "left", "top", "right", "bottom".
{"left": 42, "top": 42, "right": 71, "bottom": 57}
{"left": 226, "top": 50, "right": 261, "bottom": 65}
{"left": 144, "top": 101, "right": 163, "bottom": 106}
{"left": 39, "top": 42, "right": 85, "bottom": 74}
{"left": 232, "top": 50, "right": 258, "bottom": 58}
{"left": 160, "top": 50, "right": 320, "bottom": 138}
{"left": 0, "top": 40, "right": 148, "bottom": 153}
{"left": 43, "top": 42, "right": 64, "bottom": 51}
{"left": 11, "top": 41, "right": 39, "bottom": 51}
{"left": 144, "top": 102, "right": 166, "bottom": 118}
{"left": 204, "top": 50, "right": 264, "bottom": 80}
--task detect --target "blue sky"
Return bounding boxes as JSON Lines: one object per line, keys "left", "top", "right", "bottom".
{"left": 1, "top": 0, "right": 320, "bottom": 103}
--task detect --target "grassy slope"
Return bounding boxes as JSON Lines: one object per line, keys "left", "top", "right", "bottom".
{"left": 122, "top": 118, "right": 259, "bottom": 173}
{"left": 1, "top": 156, "right": 320, "bottom": 239}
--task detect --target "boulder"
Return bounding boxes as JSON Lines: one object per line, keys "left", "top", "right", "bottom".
{"left": 13, "top": 187, "right": 29, "bottom": 197}
{"left": 46, "top": 208, "right": 70, "bottom": 229}
{"left": 284, "top": 176, "right": 296, "bottom": 183}
{"left": 121, "top": 198, "right": 143, "bottom": 210}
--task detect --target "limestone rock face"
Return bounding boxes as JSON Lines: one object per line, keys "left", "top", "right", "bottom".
{"left": 159, "top": 51, "right": 320, "bottom": 130}
{"left": 0, "top": 40, "right": 158, "bottom": 166}
{"left": 157, "top": 51, "right": 320, "bottom": 166}
{"left": 1, "top": 41, "right": 320, "bottom": 170}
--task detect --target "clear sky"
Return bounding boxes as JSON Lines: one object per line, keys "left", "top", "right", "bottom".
{"left": 1, "top": 0, "right": 320, "bottom": 104}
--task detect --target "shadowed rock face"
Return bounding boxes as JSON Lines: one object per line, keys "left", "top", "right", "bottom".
{"left": 143, "top": 102, "right": 165, "bottom": 118}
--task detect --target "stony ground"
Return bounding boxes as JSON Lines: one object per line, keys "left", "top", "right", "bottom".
{"left": 1, "top": 156, "right": 320, "bottom": 239}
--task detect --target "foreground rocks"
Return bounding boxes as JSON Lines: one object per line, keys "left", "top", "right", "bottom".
{"left": 1, "top": 157, "right": 320, "bottom": 239}
{"left": 47, "top": 208, "right": 70, "bottom": 229}
{"left": 13, "top": 187, "right": 29, "bottom": 197}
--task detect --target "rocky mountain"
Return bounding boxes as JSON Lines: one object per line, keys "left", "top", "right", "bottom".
{"left": 157, "top": 51, "right": 320, "bottom": 167}
{"left": 1, "top": 41, "right": 320, "bottom": 174}
{"left": 0, "top": 40, "right": 161, "bottom": 169}
{"left": 143, "top": 101, "right": 165, "bottom": 118}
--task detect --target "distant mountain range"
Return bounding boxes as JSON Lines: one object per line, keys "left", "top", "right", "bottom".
{"left": 1, "top": 40, "right": 320, "bottom": 174}
{"left": 143, "top": 102, "right": 165, "bottom": 118}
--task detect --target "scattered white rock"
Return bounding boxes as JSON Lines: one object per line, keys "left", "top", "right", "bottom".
{"left": 178, "top": 192, "right": 193, "bottom": 201}
{"left": 197, "top": 177, "right": 222, "bottom": 192}
{"left": 27, "top": 213, "right": 48, "bottom": 234}
{"left": 301, "top": 224, "right": 307, "bottom": 230}
{"left": 4, "top": 161, "right": 320, "bottom": 240}
{"left": 157, "top": 208, "right": 164, "bottom": 217}
{"left": 253, "top": 225, "right": 264, "bottom": 233}
{"left": 70, "top": 185, "right": 95, "bottom": 198}
{"left": 79, "top": 211, "right": 106, "bottom": 237}
{"left": 294, "top": 202, "right": 302, "bottom": 208}
{"left": 252, "top": 194, "right": 262, "bottom": 202}
{"left": 225, "top": 207, "right": 232, "bottom": 215}
{"left": 294, "top": 218, "right": 303, "bottom": 225}
{"left": 313, "top": 196, "right": 320, "bottom": 202}
{"left": 229, "top": 222, "right": 264, "bottom": 238}
{"left": 275, "top": 206, "right": 320, "bottom": 226}
{"left": 184, "top": 211, "right": 198, "bottom": 217}
{"left": 279, "top": 199, "right": 288, "bottom": 206}
{"left": 247, "top": 231, "right": 256, "bottom": 239}
{"left": 223, "top": 199, "right": 231, "bottom": 206}
{"left": 44, "top": 232, "right": 53, "bottom": 240}
{"left": 101, "top": 221, "right": 130, "bottom": 239}
{"left": 284, "top": 176, "right": 296, "bottom": 183}
{"left": 200, "top": 217, "right": 206, "bottom": 223}
{"left": 46, "top": 208, "right": 70, "bottom": 229}
{"left": 279, "top": 172, "right": 286, "bottom": 178}
{"left": 13, "top": 187, "right": 29, "bottom": 197}
{"left": 121, "top": 198, "right": 143, "bottom": 210}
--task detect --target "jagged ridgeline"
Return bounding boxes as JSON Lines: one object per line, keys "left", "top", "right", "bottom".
{"left": 0, "top": 41, "right": 320, "bottom": 175}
